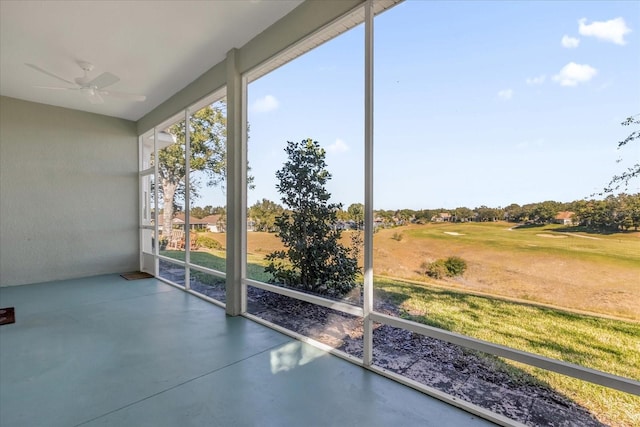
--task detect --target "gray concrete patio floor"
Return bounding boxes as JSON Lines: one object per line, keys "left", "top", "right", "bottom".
{"left": 0, "top": 274, "right": 496, "bottom": 427}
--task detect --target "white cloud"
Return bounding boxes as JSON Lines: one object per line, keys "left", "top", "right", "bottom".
{"left": 326, "top": 138, "right": 349, "bottom": 153}
{"left": 498, "top": 89, "right": 513, "bottom": 100}
{"left": 561, "top": 35, "right": 580, "bottom": 48}
{"left": 552, "top": 62, "right": 597, "bottom": 86}
{"left": 251, "top": 95, "right": 279, "bottom": 113}
{"left": 578, "top": 17, "right": 632, "bottom": 45}
{"left": 526, "top": 75, "right": 546, "bottom": 85}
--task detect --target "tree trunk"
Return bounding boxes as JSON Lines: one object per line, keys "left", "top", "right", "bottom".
{"left": 162, "top": 180, "right": 177, "bottom": 239}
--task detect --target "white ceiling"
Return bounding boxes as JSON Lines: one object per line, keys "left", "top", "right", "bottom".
{"left": 0, "top": 0, "right": 303, "bottom": 122}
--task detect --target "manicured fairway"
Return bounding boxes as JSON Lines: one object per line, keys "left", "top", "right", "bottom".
{"left": 371, "top": 222, "right": 640, "bottom": 321}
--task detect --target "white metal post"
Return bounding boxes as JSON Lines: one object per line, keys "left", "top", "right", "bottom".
{"left": 153, "top": 128, "right": 159, "bottom": 275}
{"left": 226, "top": 48, "right": 247, "bottom": 315}
{"left": 363, "top": 0, "right": 374, "bottom": 367}
{"left": 138, "top": 136, "right": 143, "bottom": 271}
{"left": 240, "top": 75, "right": 248, "bottom": 313}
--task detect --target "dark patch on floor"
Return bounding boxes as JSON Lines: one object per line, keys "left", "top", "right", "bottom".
{"left": 120, "top": 271, "right": 155, "bottom": 280}
{"left": 0, "top": 307, "right": 15, "bottom": 325}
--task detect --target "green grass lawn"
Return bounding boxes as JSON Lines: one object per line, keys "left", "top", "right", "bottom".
{"left": 375, "top": 276, "right": 640, "bottom": 426}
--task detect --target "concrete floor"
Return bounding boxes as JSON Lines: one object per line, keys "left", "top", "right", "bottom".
{"left": 0, "top": 274, "right": 496, "bottom": 427}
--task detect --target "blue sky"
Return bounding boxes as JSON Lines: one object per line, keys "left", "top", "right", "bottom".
{"left": 208, "top": 0, "right": 639, "bottom": 211}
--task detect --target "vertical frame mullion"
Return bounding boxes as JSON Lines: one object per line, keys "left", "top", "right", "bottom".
{"left": 184, "top": 108, "right": 191, "bottom": 289}
{"left": 138, "top": 136, "right": 143, "bottom": 271}
{"left": 363, "top": 0, "right": 374, "bottom": 367}
{"left": 240, "top": 75, "right": 248, "bottom": 313}
{"left": 153, "top": 128, "right": 159, "bottom": 275}
{"left": 226, "top": 48, "right": 246, "bottom": 316}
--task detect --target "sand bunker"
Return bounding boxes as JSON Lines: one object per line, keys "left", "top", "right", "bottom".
{"left": 536, "top": 234, "right": 568, "bottom": 239}
{"left": 444, "top": 232, "right": 465, "bottom": 236}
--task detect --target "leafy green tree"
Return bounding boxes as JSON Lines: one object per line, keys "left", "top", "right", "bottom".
{"left": 474, "top": 205, "right": 502, "bottom": 222}
{"left": 335, "top": 208, "right": 350, "bottom": 222}
{"left": 191, "top": 205, "right": 224, "bottom": 219}
{"left": 395, "top": 209, "right": 416, "bottom": 224}
{"left": 347, "top": 203, "right": 364, "bottom": 230}
{"left": 265, "top": 139, "right": 360, "bottom": 297}
{"left": 453, "top": 207, "right": 474, "bottom": 222}
{"left": 532, "top": 200, "right": 563, "bottom": 223}
{"left": 602, "top": 115, "right": 639, "bottom": 195}
{"left": 159, "top": 104, "right": 226, "bottom": 238}
{"left": 619, "top": 193, "right": 640, "bottom": 231}
{"left": 375, "top": 210, "right": 395, "bottom": 226}
{"left": 503, "top": 204, "right": 523, "bottom": 222}
{"left": 248, "top": 199, "right": 284, "bottom": 232}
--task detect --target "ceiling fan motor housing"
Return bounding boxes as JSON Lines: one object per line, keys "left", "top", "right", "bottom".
{"left": 75, "top": 61, "right": 94, "bottom": 86}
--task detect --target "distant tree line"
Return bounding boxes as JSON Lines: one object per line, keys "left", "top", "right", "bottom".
{"left": 190, "top": 205, "right": 225, "bottom": 219}
{"left": 381, "top": 194, "right": 640, "bottom": 232}
{"left": 571, "top": 194, "right": 640, "bottom": 231}
{"left": 190, "top": 193, "right": 635, "bottom": 234}
{"left": 187, "top": 194, "right": 640, "bottom": 234}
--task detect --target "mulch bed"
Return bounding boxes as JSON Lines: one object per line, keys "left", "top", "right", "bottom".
{"left": 189, "top": 280, "right": 606, "bottom": 426}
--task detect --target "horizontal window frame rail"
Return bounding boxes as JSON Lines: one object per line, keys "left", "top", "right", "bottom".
{"left": 156, "top": 255, "right": 227, "bottom": 287}
{"left": 243, "top": 278, "right": 364, "bottom": 317}
{"left": 139, "top": 167, "right": 154, "bottom": 176}
{"left": 156, "top": 254, "right": 226, "bottom": 280}
{"left": 371, "top": 312, "right": 640, "bottom": 396}
{"left": 188, "top": 262, "right": 226, "bottom": 280}
{"left": 155, "top": 275, "right": 185, "bottom": 290}
{"left": 157, "top": 254, "right": 186, "bottom": 267}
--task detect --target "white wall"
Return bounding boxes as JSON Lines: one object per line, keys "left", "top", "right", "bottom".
{"left": 0, "top": 96, "right": 139, "bottom": 286}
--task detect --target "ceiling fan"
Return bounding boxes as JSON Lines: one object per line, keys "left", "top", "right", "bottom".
{"left": 26, "top": 61, "right": 146, "bottom": 104}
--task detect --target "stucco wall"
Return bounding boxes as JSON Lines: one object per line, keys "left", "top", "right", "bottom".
{"left": 0, "top": 96, "right": 138, "bottom": 286}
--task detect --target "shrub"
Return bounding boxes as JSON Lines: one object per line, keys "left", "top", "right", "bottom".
{"left": 426, "top": 259, "right": 448, "bottom": 279}
{"left": 444, "top": 256, "right": 467, "bottom": 276}
{"left": 419, "top": 260, "right": 431, "bottom": 276}
{"left": 424, "top": 256, "right": 467, "bottom": 279}
{"left": 195, "top": 235, "right": 222, "bottom": 250}
{"left": 391, "top": 232, "right": 403, "bottom": 241}
{"left": 265, "top": 139, "right": 359, "bottom": 297}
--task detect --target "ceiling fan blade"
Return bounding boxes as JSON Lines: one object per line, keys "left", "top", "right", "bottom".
{"left": 26, "top": 63, "right": 75, "bottom": 85}
{"left": 99, "top": 90, "right": 146, "bottom": 102}
{"left": 88, "top": 72, "right": 120, "bottom": 89}
{"left": 34, "top": 85, "right": 75, "bottom": 90}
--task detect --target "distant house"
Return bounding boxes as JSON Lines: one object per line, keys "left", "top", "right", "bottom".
{"left": 431, "top": 212, "right": 452, "bottom": 222}
{"left": 200, "top": 215, "right": 255, "bottom": 232}
{"left": 333, "top": 220, "right": 356, "bottom": 231}
{"left": 373, "top": 217, "right": 386, "bottom": 228}
{"left": 554, "top": 211, "right": 575, "bottom": 226}
{"left": 173, "top": 213, "right": 208, "bottom": 230}
{"left": 201, "top": 214, "right": 223, "bottom": 232}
